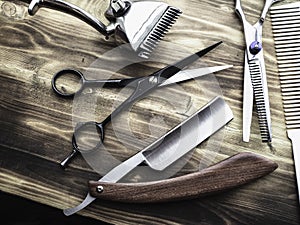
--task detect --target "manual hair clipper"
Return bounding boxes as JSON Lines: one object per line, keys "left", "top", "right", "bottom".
{"left": 28, "top": 0, "right": 181, "bottom": 58}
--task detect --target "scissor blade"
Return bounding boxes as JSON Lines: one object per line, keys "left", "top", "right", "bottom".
{"left": 160, "top": 65, "right": 233, "bottom": 87}
{"left": 243, "top": 52, "right": 253, "bottom": 142}
{"left": 158, "top": 41, "right": 223, "bottom": 80}
{"left": 249, "top": 51, "right": 272, "bottom": 142}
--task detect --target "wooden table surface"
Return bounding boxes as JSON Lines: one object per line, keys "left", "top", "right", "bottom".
{"left": 1, "top": 0, "right": 299, "bottom": 224}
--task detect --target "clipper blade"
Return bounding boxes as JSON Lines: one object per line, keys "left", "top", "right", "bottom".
{"left": 138, "top": 6, "right": 182, "bottom": 58}
{"left": 120, "top": 1, "right": 181, "bottom": 59}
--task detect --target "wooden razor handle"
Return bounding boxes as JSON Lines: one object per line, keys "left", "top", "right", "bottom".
{"left": 88, "top": 152, "right": 278, "bottom": 203}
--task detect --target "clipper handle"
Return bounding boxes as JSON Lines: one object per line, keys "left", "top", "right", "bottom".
{"left": 28, "top": 0, "right": 115, "bottom": 37}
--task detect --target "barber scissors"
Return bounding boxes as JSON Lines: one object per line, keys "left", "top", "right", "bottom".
{"left": 53, "top": 41, "right": 230, "bottom": 168}
{"left": 52, "top": 65, "right": 231, "bottom": 98}
{"left": 235, "top": 0, "right": 282, "bottom": 142}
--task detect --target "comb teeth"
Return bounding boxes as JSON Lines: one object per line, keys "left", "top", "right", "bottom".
{"left": 139, "top": 7, "right": 182, "bottom": 58}
{"left": 271, "top": 2, "right": 300, "bottom": 130}
{"left": 249, "top": 61, "right": 272, "bottom": 142}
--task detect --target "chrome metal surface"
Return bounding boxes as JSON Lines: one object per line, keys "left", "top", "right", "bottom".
{"left": 161, "top": 65, "right": 233, "bottom": 86}
{"left": 116, "top": 1, "right": 181, "bottom": 58}
{"left": 236, "top": 0, "right": 281, "bottom": 142}
{"left": 28, "top": 0, "right": 181, "bottom": 58}
{"left": 63, "top": 152, "right": 145, "bottom": 216}
{"left": 96, "top": 186, "right": 104, "bottom": 194}
{"left": 288, "top": 130, "right": 300, "bottom": 204}
{"left": 248, "top": 55, "right": 272, "bottom": 142}
{"left": 143, "top": 96, "right": 233, "bottom": 170}
{"left": 271, "top": 1, "right": 300, "bottom": 203}
{"left": 111, "top": 0, "right": 127, "bottom": 13}
{"left": 63, "top": 96, "right": 233, "bottom": 215}
{"left": 63, "top": 192, "right": 96, "bottom": 216}
{"left": 28, "top": 0, "right": 114, "bottom": 36}
{"left": 243, "top": 52, "right": 253, "bottom": 142}
{"left": 58, "top": 42, "right": 224, "bottom": 168}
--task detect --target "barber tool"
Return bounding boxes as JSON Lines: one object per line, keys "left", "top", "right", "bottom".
{"left": 63, "top": 97, "right": 277, "bottom": 215}
{"left": 52, "top": 66, "right": 232, "bottom": 98}
{"left": 63, "top": 96, "right": 232, "bottom": 215}
{"left": 58, "top": 41, "right": 228, "bottom": 168}
{"left": 235, "top": 0, "right": 282, "bottom": 142}
{"left": 88, "top": 152, "right": 278, "bottom": 203}
{"left": 28, "top": 0, "right": 181, "bottom": 58}
{"left": 270, "top": 2, "right": 300, "bottom": 203}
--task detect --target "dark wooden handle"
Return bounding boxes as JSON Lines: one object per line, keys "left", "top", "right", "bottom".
{"left": 88, "top": 152, "right": 278, "bottom": 203}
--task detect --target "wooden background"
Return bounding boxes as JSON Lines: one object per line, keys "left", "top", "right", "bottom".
{"left": 1, "top": 0, "right": 299, "bottom": 224}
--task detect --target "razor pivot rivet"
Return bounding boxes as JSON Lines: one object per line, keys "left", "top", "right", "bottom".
{"left": 96, "top": 185, "right": 104, "bottom": 194}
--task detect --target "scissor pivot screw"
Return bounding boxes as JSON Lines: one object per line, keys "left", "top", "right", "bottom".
{"left": 149, "top": 76, "right": 158, "bottom": 84}
{"left": 96, "top": 185, "right": 104, "bottom": 194}
{"left": 249, "top": 41, "right": 262, "bottom": 55}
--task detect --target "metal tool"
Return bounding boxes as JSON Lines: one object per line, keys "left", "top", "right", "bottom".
{"left": 58, "top": 41, "right": 226, "bottom": 168}
{"left": 235, "top": 0, "right": 282, "bottom": 142}
{"left": 270, "top": 1, "right": 300, "bottom": 204}
{"left": 63, "top": 96, "right": 234, "bottom": 216}
{"left": 52, "top": 66, "right": 232, "bottom": 98}
{"left": 28, "top": 0, "right": 181, "bottom": 58}
{"left": 88, "top": 152, "right": 278, "bottom": 203}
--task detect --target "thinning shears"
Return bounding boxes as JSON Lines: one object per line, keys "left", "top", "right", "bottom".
{"left": 235, "top": 0, "right": 282, "bottom": 142}
{"left": 54, "top": 41, "right": 230, "bottom": 167}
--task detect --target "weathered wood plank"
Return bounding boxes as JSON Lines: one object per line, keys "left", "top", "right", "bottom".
{"left": 1, "top": 0, "right": 300, "bottom": 224}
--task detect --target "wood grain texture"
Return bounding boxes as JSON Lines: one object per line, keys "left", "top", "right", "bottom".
{"left": 0, "top": 0, "right": 300, "bottom": 224}
{"left": 88, "top": 152, "right": 278, "bottom": 203}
